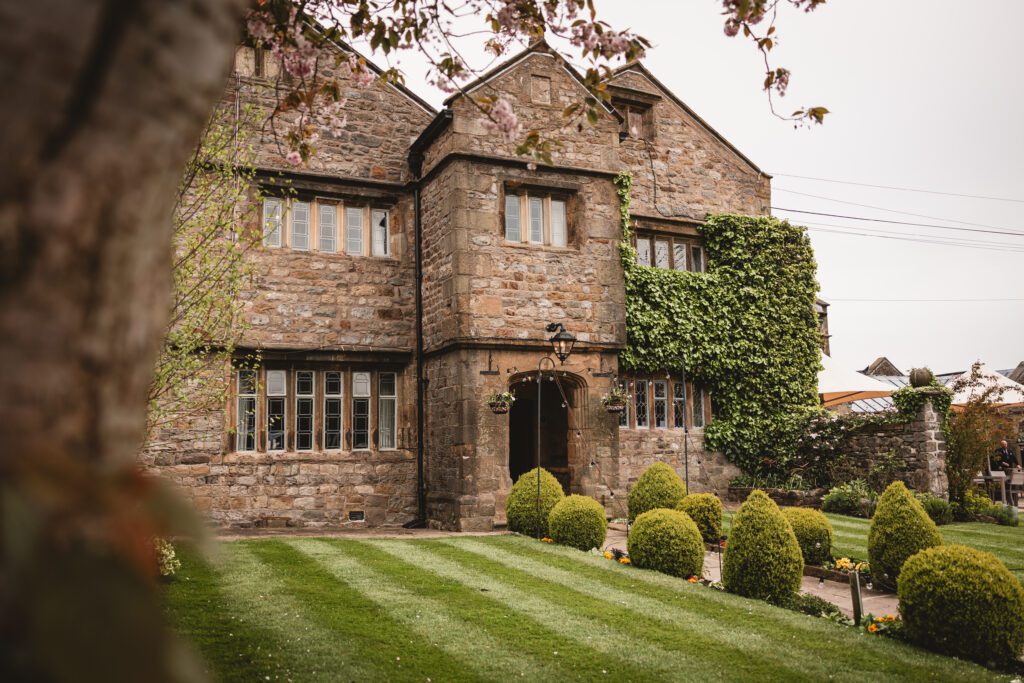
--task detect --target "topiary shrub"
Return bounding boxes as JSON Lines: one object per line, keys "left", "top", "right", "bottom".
{"left": 915, "top": 493, "right": 953, "bottom": 526}
{"left": 899, "top": 544, "right": 1024, "bottom": 666}
{"left": 782, "top": 507, "right": 833, "bottom": 566}
{"left": 722, "top": 490, "right": 803, "bottom": 603}
{"left": 627, "top": 462, "right": 686, "bottom": 521}
{"left": 677, "top": 493, "right": 723, "bottom": 544}
{"left": 868, "top": 481, "right": 943, "bottom": 590}
{"left": 627, "top": 508, "right": 704, "bottom": 578}
{"left": 506, "top": 467, "right": 564, "bottom": 538}
{"left": 548, "top": 495, "right": 607, "bottom": 551}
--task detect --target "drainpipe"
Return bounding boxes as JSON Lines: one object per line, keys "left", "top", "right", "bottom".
{"left": 404, "top": 109, "right": 452, "bottom": 530}
{"left": 404, "top": 183, "right": 428, "bottom": 528}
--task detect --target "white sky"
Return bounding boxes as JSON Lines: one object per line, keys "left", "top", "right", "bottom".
{"left": 378, "top": 0, "right": 1024, "bottom": 375}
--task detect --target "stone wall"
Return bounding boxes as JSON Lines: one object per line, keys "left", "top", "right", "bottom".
{"left": 836, "top": 399, "right": 949, "bottom": 496}
{"left": 618, "top": 427, "right": 740, "bottom": 501}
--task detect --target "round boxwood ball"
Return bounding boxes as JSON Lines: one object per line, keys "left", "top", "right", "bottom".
{"left": 627, "top": 462, "right": 687, "bottom": 521}
{"left": 548, "top": 495, "right": 608, "bottom": 551}
{"left": 506, "top": 467, "right": 564, "bottom": 538}
{"left": 722, "top": 490, "right": 803, "bottom": 603}
{"left": 782, "top": 507, "right": 834, "bottom": 566}
{"left": 677, "top": 493, "right": 723, "bottom": 544}
{"left": 868, "top": 481, "right": 943, "bottom": 590}
{"left": 627, "top": 508, "right": 704, "bottom": 578}
{"left": 899, "top": 544, "right": 1024, "bottom": 665}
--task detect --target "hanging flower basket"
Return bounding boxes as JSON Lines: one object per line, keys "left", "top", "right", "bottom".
{"left": 486, "top": 391, "right": 515, "bottom": 415}
{"left": 604, "top": 401, "right": 626, "bottom": 414}
{"left": 601, "top": 385, "right": 630, "bottom": 414}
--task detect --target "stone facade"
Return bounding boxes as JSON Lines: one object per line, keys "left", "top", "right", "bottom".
{"left": 836, "top": 399, "right": 950, "bottom": 496}
{"left": 143, "top": 41, "right": 775, "bottom": 530}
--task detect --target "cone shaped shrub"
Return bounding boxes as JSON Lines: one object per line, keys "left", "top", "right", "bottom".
{"left": 899, "top": 545, "right": 1024, "bottom": 665}
{"left": 868, "top": 481, "right": 943, "bottom": 589}
{"left": 548, "top": 495, "right": 607, "bottom": 551}
{"left": 627, "top": 508, "right": 703, "bottom": 578}
{"left": 782, "top": 507, "right": 834, "bottom": 566}
{"left": 677, "top": 493, "right": 723, "bottom": 544}
{"left": 627, "top": 462, "right": 687, "bottom": 521}
{"left": 506, "top": 467, "right": 564, "bottom": 538}
{"left": 722, "top": 490, "right": 803, "bottom": 602}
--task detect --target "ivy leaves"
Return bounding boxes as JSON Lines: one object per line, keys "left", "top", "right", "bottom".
{"left": 615, "top": 172, "right": 822, "bottom": 475}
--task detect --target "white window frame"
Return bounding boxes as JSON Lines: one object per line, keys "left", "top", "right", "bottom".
{"left": 634, "top": 380, "right": 649, "bottom": 428}
{"left": 352, "top": 371, "right": 371, "bottom": 450}
{"left": 653, "top": 380, "right": 668, "bottom": 429}
{"left": 295, "top": 370, "right": 315, "bottom": 451}
{"left": 528, "top": 196, "right": 544, "bottom": 244}
{"left": 504, "top": 194, "right": 521, "bottom": 242}
{"left": 291, "top": 201, "right": 310, "bottom": 251}
{"left": 319, "top": 203, "right": 337, "bottom": 253}
{"left": 263, "top": 197, "right": 283, "bottom": 248}
{"left": 673, "top": 381, "right": 687, "bottom": 429}
{"left": 378, "top": 372, "right": 397, "bottom": 450}
{"left": 371, "top": 209, "right": 390, "bottom": 257}
{"left": 323, "top": 371, "right": 344, "bottom": 451}
{"left": 550, "top": 199, "right": 567, "bottom": 247}
{"left": 693, "top": 385, "right": 706, "bottom": 429}
{"left": 236, "top": 369, "right": 258, "bottom": 452}
{"left": 346, "top": 206, "right": 364, "bottom": 256}
{"left": 265, "top": 369, "right": 287, "bottom": 452}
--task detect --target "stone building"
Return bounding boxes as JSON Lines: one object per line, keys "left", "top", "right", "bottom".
{"left": 143, "top": 41, "right": 778, "bottom": 530}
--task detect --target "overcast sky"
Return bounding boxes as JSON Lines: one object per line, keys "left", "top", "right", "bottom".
{"left": 384, "top": 0, "right": 1024, "bottom": 375}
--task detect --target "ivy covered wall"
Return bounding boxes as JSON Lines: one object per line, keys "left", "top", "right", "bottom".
{"left": 616, "top": 172, "right": 822, "bottom": 476}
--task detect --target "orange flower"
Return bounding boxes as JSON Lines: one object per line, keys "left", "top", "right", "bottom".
{"left": 688, "top": 576, "right": 698, "bottom": 584}
{"left": 603, "top": 551, "right": 614, "bottom": 560}
{"left": 619, "top": 557, "right": 631, "bottom": 564}
{"left": 867, "top": 624, "right": 878, "bottom": 633}
{"left": 542, "top": 538, "right": 553, "bottom": 543}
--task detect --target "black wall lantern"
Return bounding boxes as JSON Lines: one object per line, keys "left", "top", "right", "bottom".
{"left": 545, "top": 322, "right": 576, "bottom": 364}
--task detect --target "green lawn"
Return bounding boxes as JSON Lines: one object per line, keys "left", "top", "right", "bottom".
{"left": 163, "top": 535, "right": 1011, "bottom": 681}
{"left": 724, "top": 511, "right": 1024, "bottom": 580}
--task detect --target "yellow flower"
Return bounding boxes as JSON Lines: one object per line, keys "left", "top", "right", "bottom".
{"left": 619, "top": 557, "right": 631, "bottom": 564}
{"left": 886, "top": 615, "right": 896, "bottom": 622}
{"left": 603, "top": 551, "right": 614, "bottom": 560}
{"left": 687, "top": 576, "right": 698, "bottom": 584}
{"left": 542, "top": 538, "right": 553, "bottom": 543}
{"left": 868, "top": 624, "right": 878, "bottom": 633}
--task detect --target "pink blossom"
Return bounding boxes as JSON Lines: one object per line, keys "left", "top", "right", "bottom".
{"left": 723, "top": 20, "right": 740, "bottom": 37}
{"left": 246, "top": 10, "right": 274, "bottom": 44}
{"left": 480, "top": 98, "right": 521, "bottom": 140}
{"left": 347, "top": 55, "right": 375, "bottom": 88}
{"left": 285, "top": 151, "right": 302, "bottom": 166}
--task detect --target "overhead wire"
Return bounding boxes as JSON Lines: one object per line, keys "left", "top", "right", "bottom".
{"left": 772, "top": 207, "right": 1024, "bottom": 239}
{"left": 769, "top": 172, "right": 1024, "bottom": 205}
{"left": 773, "top": 188, "right": 1024, "bottom": 234}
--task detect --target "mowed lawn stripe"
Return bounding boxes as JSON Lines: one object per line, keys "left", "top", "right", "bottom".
{"left": 487, "top": 536, "right": 1001, "bottom": 681}
{"left": 244, "top": 540, "right": 471, "bottom": 681}
{"left": 163, "top": 546, "right": 315, "bottom": 682}
{"left": 372, "top": 539, "right": 698, "bottom": 682}
{"left": 448, "top": 538, "right": 826, "bottom": 680}
{"left": 211, "top": 542, "right": 400, "bottom": 681}
{"left": 286, "top": 538, "right": 595, "bottom": 681}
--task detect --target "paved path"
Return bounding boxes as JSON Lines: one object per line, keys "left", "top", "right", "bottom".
{"left": 605, "top": 525, "right": 898, "bottom": 619}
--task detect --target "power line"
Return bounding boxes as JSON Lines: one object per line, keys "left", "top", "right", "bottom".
{"left": 769, "top": 172, "right": 1024, "bottom": 205}
{"left": 799, "top": 219, "right": 1024, "bottom": 251}
{"left": 773, "top": 188, "right": 1022, "bottom": 234}
{"left": 825, "top": 297, "right": 1024, "bottom": 302}
{"left": 773, "top": 207, "right": 1024, "bottom": 238}
{"left": 803, "top": 224, "right": 1024, "bottom": 254}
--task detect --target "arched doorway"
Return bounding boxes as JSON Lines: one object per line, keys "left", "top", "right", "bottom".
{"left": 509, "top": 376, "right": 572, "bottom": 493}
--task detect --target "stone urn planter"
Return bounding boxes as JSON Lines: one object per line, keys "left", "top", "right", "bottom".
{"left": 909, "top": 367, "right": 935, "bottom": 388}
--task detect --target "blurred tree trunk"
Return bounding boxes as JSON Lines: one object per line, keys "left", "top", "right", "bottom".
{"left": 0, "top": 1, "right": 245, "bottom": 680}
